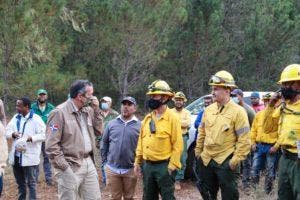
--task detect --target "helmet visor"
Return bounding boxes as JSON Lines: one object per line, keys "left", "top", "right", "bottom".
{"left": 148, "top": 85, "right": 171, "bottom": 93}
{"left": 209, "top": 75, "right": 227, "bottom": 85}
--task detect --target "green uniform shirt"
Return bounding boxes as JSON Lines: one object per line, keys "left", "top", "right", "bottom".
{"left": 31, "top": 101, "right": 55, "bottom": 124}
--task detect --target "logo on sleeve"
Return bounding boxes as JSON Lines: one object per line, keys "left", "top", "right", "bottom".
{"left": 49, "top": 123, "right": 59, "bottom": 134}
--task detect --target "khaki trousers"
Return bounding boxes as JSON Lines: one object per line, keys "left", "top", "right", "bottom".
{"left": 54, "top": 157, "right": 101, "bottom": 200}
{"left": 106, "top": 167, "right": 137, "bottom": 200}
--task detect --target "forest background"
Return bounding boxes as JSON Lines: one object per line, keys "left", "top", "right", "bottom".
{"left": 1, "top": 0, "right": 299, "bottom": 115}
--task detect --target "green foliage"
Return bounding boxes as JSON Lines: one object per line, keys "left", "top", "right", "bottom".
{"left": 0, "top": 0, "right": 299, "bottom": 115}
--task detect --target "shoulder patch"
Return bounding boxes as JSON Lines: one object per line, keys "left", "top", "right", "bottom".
{"left": 48, "top": 123, "right": 59, "bottom": 134}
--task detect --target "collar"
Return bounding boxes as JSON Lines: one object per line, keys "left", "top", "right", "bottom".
{"left": 286, "top": 99, "right": 300, "bottom": 106}
{"left": 68, "top": 99, "right": 89, "bottom": 114}
{"left": 70, "top": 99, "right": 79, "bottom": 113}
{"left": 16, "top": 110, "right": 33, "bottom": 120}
{"left": 117, "top": 115, "right": 138, "bottom": 123}
{"left": 212, "top": 100, "right": 233, "bottom": 114}
{"left": 152, "top": 107, "right": 170, "bottom": 121}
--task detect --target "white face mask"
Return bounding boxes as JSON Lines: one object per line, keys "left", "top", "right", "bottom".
{"left": 101, "top": 102, "right": 110, "bottom": 111}
{"left": 232, "top": 97, "right": 240, "bottom": 104}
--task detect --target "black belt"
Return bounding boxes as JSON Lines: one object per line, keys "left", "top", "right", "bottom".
{"left": 144, "top": 159, "right": 169, "bottom": 165}
{"left": 281, "top": 149, "right": 298, "bottom": 161}
{"left": 257, "top": 142, "right": 275, "bottom": 146}
{"left": 83, "top": 152, "right": 92, "bottom": 158}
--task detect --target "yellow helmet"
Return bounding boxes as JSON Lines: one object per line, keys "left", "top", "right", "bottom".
{"left": 173, "top": 91, "right": 187, "bottom": 102}
{"left": 147, "top": 80, "right": 174, "bottom": 96}
{"left": 278, "top": 64, "right": 300, "bottom": 84}
{"left": 208, "top": 70, "right": 237, "bottom": 88}
{"left": 262, "top": 93, "right": 272, "bottom": 100}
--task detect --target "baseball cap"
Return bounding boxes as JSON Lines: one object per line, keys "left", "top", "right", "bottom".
{"left": 250, "top": 92, "right": 260, "bottom": 99}
{"left": 121, "top": 96, "right": 137, "bottom": 105}
{"left": 37, "top": 89, "right": 47, "bottom": 95}
{"left": 231, "top": 89, "right": 243, "bottom": 96}
{"left": 101, "top": 96, "right": 112, "bottom": 103}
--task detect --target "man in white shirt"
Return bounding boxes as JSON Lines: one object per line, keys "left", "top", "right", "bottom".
{"left": 6, "top": 97, "right": 45, "bottom": 200}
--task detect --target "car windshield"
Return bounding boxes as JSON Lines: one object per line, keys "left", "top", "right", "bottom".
{"left": 186, "top": 97, "right": 205, "bottom": 115}
{"left": 186, "top": 94, "right": 259, "bottom": 116}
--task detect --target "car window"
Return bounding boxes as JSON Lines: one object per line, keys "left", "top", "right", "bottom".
{"left": 186, "top": 97, "right": 204, "bottom": 115}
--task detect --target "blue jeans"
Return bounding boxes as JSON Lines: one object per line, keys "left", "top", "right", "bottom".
{"left": 251, "top": 143, "right": 277, "bottom": 193}
{"left": 13, "top": 156, "right": 38, "bottom": 200}
{"left": 101, "top": 162, "right": 106, "bottom": 185}
{"left": 36, "top": 142, "right": 52, "bottom": 183}
{"left": 0, "top": 174, "right": 3, "bottom": 197}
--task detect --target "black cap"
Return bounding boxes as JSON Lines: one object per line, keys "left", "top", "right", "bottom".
{"left": 121, "top": 96, "right": 137, "bottom": 105}
{"left": 231, "top": 89, "right": 243, "bottom": 96}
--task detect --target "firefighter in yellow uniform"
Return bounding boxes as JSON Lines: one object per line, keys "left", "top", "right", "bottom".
{"left": 134, "top": 80, "right": 183, "bottom": 200}
{"left": 250, "top": 93, "right": 278, "bottom": 194}
{"left": 171, "top": 92, "right": 191, "bottom": 190}
{"left": 262, "top": 64, "right": 300, "bottom": 200}
{"left": 195, "top": 70, "right": 250, "bottom": 200}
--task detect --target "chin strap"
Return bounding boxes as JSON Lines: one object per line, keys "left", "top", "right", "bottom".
{"left": 280, "top": 102, "right": 300, "bottom": 115}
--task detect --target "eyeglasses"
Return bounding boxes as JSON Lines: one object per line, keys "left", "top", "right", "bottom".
{"left": 209, "top": 75, "right": 227, "bottom": 85}
{"left": 82, "top": 94, "right": 92, "bottom": 99}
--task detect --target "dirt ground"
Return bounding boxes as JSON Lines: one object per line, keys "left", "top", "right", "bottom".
{"left": 1, "top": 165, "right": 277, "bottom": 200}
{"left": 1, "top": 143, "right": 277, "bottom": 200}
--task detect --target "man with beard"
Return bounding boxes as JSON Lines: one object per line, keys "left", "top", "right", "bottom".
{"left": 134, "top": 80, "right": 183, "bottom": 200}
{"left": 195, "top": 71, "right": 250, "bottom": 200}
{"left": 46, "top": 80, "right": 103, "bottom": 200}
{"left": 31, "top": 89, "right": 55, "bottom": 185}
{"left": 250, "top": 92, "right": 265, "bottom": 113}
{"left": 171, "top": 91, "right": 191, "bottom": 190}
{"left": 262, "top": 64, "right": 300, "bottom": 199}
{"left": 101, "top": 96, "right": 141, "bottom": 200}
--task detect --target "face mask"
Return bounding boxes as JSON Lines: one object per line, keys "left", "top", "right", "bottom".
{"left": 101, "top": 102, "right": 109, "bottom": 111}
{"left": 83, "top": 97, "right": 92, "bottom": 107}
{"left": 147, "top": 98, "right": 163, "bottom": 110}
{"left": 232, "top": 97, "right": 240, "bottom": 104}
{"left": 281, "top": 87, "right": 300, "bottom": 100}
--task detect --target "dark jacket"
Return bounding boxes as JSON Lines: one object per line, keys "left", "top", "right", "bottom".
{"left": 101, "top": 116, "right": 141, "bottom": 169}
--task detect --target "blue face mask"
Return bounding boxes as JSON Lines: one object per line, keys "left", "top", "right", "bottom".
{"left": 232, "top": 97, "right": 240, "bottom": 104}
{"left": 101, "top": 102, "right": 109, "bottom": 111}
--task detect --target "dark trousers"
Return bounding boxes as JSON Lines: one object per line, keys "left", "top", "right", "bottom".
{"left": 278, "top": 152, "right": 300, "bottom": 200}
{"left": 241, "top": 153, "right": 252, "bottom": 189}
{"left": 0, "top": 174, "right": 3, "bottom": 197}
{"left": 36, "top": 142, "right": 52, "bottom": 183}
{"left": 142, "top": 161, "right": 176, "bottom": 200}
{"left": 197, "top": 156, "right": 240, "bottom": 200}
{"left": 13, "top": 156, "right": 38, "bottom": 200}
